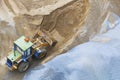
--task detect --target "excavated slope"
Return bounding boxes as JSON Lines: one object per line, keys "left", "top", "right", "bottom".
{"left": 0, "top": 0, "right": 89, "bottom": 58}
{"left": 1, "top": 0, "right": 120, "bottom": 80}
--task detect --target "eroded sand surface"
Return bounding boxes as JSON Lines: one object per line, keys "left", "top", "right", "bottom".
{"left": 0, "top": 0, "right": 120, "bottom": 80}
{"left": 0, "top": 0, "right": 89, "bottom": 59}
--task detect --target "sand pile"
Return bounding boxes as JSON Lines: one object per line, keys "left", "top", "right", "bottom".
{"left": 0, "top": 0, "right": 89, "bottom": 59}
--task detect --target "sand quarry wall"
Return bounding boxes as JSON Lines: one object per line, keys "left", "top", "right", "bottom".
{"left": 0, "top": 0, "right": 89, "bottom": 58}
{"left": 1, "top": 0, "right": 119, "bottom": 62}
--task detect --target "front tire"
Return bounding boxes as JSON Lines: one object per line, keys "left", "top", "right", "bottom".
{"left": 39, "top": 52, "right": 47, "bottom": 59}
{"left": 18, "top": 61, "right": 30, "bottom": 72}
{"left": 36, "top": 49, "right": 47, "bottom": 59}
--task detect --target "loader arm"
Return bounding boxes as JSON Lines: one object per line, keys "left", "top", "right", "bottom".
{"left": 32, "top": 29, "right": 57, "bottom": 47}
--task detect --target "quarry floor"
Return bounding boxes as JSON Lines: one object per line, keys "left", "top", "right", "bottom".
{"left": 0, "top": 0, "right": 120, "bottom": 80}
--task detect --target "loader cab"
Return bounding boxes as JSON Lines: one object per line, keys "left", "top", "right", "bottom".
{"left": 14, "top": 36, "right": 33, "bottom": 58}
{"left": 6, "top": 36, "right": 33, "bottom": 72}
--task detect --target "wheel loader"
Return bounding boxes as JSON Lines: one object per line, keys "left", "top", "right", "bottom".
{"left": 6, "top": 29, "right": 57, "bottom": 72}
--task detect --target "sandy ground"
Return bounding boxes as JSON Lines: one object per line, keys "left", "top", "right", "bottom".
{"left": 0, "top": 0, "right": 88, "bottom": 80}
{"left": 0, "top": 0, "right": 120, "bottom": 80}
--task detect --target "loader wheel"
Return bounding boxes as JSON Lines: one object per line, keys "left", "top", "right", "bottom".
{"left": 38, "top": 52, "right": 47, "bottom": 59}
{"left": 35, "top": 52, "right": 47, "bottom": 59}
{"left": 18, "top": 61, "right": 30, "bottom": 72}
{"left": 37, "top": 49, "right": 47, "bottom": 59}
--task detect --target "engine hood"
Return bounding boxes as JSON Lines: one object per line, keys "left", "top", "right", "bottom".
{"left": 7, "top": 51, "right": 22, "bottom": 62}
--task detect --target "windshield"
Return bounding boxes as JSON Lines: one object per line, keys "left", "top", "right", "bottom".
{"left": 16, "top": 46, "right": 24, "bottom": 55}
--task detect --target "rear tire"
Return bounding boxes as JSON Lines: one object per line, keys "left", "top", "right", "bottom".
{"left": 18, "top": 61, "right": 30, "bottom": 72}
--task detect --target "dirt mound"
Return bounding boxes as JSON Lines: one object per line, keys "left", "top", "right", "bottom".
{"left": 0, "top": 0, "right": 76, "bottom": 57}
{"left": 18, "top": 0, "right": 58, "bottom": 11}
{"left": 41, "top": 0, "right": 88, "bottom": 39}
{"left": 40, "top": 0, "right": 89, "bottom": 54}
{"left": 0, "top": 21, "right": 17, "bottom": 57}
{"left": 0, "top": 0, "right": 89, "bottom": 66}
{"left": 1, "top": 0, "right": 120, "bottom": 80}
